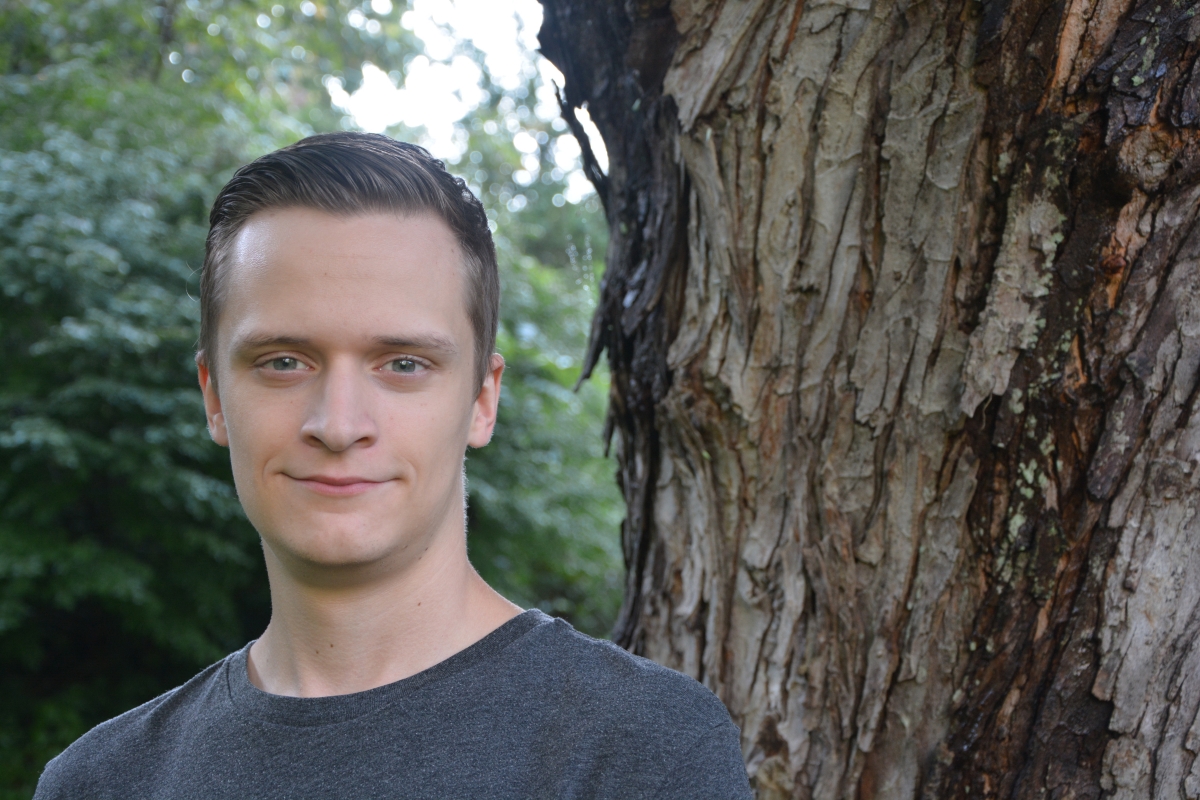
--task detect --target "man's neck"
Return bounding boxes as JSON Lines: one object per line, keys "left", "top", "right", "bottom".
{"left": 246, "top": 526, "right": 521, "bottom": 698}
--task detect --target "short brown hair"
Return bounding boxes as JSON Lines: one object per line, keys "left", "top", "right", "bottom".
{"left": 198, "top": 132, "right": 498, "bottom": 388}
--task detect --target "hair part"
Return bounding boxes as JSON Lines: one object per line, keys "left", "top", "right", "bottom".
{"left": 199, "top": 132, "right": 498, "bottom": 390}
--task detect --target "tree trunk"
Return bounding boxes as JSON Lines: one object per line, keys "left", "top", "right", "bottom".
{"left": 538, "top": 0, "right": 1200, "bottom": 797}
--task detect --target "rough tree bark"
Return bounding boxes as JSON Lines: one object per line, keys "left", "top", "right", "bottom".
{"left": 538, "top": 0, "right": 1200, "bottom": 797}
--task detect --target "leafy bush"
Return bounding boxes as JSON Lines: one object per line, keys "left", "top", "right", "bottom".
{"left": 0, "top": 2, "right": 620, "bottom": 796}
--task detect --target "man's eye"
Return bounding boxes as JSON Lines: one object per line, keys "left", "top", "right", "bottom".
{"left": 267, "top": 357, "right": 302, "bottom": 371}
{"left": 388, "top": 358, "right": 421, "bottom": 374}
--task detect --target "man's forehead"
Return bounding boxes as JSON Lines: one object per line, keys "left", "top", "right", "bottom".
{"left": 216, "top": 209, "right": 474, "bottom": 351}
{"left": 230, "top": 207, "right": 462, "bottom": 267}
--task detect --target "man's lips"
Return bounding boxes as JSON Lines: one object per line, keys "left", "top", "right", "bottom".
{"left": 288, "top": 475, "right": 392, "bottom": 497}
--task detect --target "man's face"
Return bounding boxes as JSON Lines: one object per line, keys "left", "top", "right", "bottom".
{"left": 198, "top": 208, "right": 501, "bottom": 578}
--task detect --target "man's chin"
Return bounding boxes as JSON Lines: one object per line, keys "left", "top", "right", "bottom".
{"left": 261, "top": 525, "right": 420, "bottom": 583}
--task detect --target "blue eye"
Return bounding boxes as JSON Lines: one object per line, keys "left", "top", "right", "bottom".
{"left": 268, "top": 357, "right": 301, "bottom": 371}
{"left": 389, "top": 358, "right": 419, "bottom": 374}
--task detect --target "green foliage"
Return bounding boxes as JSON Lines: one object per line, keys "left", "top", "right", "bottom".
{"left": 470, "top": 253, "right": 621, "bottom": 635}
{"left": 0, "top": 1, "right": 621, "bottom": 796}
{"left": 446, "top": 64, "right": 618, "bottom": 635}
{"left": 0, "top": 107, "right": 266, "bottom": 795}
{"left": 1, "top": 0, "right": 416, "bottom": 142}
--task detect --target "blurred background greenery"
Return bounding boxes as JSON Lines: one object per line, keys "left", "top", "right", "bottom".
{"left": 0, "top": 0, "right": 620, "bottom": 795}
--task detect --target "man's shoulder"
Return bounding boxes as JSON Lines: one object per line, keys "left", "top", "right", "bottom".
{"left": 507, "top": 614, "right": 751, "bottom": 798}
{"left": 514, "top": 613, "right": 733, "bottom": 732}
{"left": 34, "top": 652, "right": 235, "bottom": 799}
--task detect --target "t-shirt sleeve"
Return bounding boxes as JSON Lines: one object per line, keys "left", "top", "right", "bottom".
{"left": 32, "top": 753, "right": 93, "bottom": 800}
{"left": 654, "top": 720, "right": 754, "bottom": 799}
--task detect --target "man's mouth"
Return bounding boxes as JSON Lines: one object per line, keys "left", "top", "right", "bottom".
{"left": 289, "top": 474, "right": 391, "bottom": 497}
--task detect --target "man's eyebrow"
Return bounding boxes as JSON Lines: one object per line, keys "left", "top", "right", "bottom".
{"left": 373, "top": 334, "right": 459, "bottom": 355}
{"left": 231, "top": 334, "right": 311, "bottom": 353}
{"left": 229, "top": 333, "right": 459, "bottom": 355}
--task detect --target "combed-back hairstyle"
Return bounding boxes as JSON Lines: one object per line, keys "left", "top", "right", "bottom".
{"left": 198, "top": 132, "right": 498, "bottom": 389}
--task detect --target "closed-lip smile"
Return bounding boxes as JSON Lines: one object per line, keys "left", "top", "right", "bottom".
{"left": 289, "top": 474, "right": 390, "bottom": 497}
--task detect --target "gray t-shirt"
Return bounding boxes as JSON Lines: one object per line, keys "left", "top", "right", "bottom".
{"left": 34, "top": 610, "right": 753, "bottom": 799}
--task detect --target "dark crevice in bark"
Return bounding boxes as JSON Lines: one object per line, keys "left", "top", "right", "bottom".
{"left": 539, "top": 0, "right": 686, "bottom": 648}
{"left": 555, "top": 84, "right": 610, "bottom": 216}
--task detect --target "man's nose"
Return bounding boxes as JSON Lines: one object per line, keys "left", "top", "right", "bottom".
{"left": 300, "top": 361, "right": 378, "bottom": 452}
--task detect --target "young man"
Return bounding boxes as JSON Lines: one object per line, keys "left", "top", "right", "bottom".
{"left": 34, "top": 132, "right": 753, "bottom": 799}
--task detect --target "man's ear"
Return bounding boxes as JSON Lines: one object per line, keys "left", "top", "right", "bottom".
{"left": 467, "top": 353, "right": 505, "bottom": 448}
{"left": 196, "top": 354, "right": 229, "bottom": 447}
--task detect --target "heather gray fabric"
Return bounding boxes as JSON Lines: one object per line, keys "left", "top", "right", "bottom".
{"left": 34, "top": 610, "right": 753, "bottom": 799}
